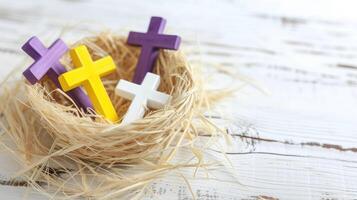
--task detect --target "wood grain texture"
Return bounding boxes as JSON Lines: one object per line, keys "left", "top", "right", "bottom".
{"left": 0, "top": 0, "right": 357, "bottom": 199}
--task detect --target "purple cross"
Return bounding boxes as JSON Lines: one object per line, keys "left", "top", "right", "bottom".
{"left": 22, "top": 36, "right": 93, "bottom": 110}
{"left": 128, "top": 16, "right": 181, "bottom": 84}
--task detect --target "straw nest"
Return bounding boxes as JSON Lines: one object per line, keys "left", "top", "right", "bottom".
{"left": 0, "top": 32, "right": 230, "bottom": 199}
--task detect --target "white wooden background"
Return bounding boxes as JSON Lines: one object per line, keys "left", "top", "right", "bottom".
{"left": 0, "top": 0, "right": 357, "bottom": 199}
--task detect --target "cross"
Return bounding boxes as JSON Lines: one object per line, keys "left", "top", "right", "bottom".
{"left": 115, "top": 72, "right": 170, "bottom": 125}
{"left": 22, "top": 36, "right": 93, "bottom": 110}
{"left": 58, "top": 45, "right": 119, "bottom": 122}
{"left": 128, "top": 16, "right": 181, "bottom": 84}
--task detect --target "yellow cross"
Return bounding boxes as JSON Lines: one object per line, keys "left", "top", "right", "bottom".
{"left": 58, "top": 45, "right": 119, "bottom": 122}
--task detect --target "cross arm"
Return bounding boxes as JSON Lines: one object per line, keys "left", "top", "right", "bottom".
{"left": 94, "top": 56, "right": 117, "bottom": 76}
{"left": 147, "top": 91, "right": 170, "bottom": 109}
{"left": 127, "top": 32, "right": 181, "bottom": 50}
{"left": 156, "top": 34, "right": 181, "bottom": 50}
{"left": 115, "top": 80, "right": 138, "bottom": 100}
{"left": 58, "top": 67, "right": 89, "bottom": 91}
{"left": 22, "top": 36, "right": 48, "bottom": 60}
{"left": 148, "top": 16, "right": 166, "bottom": 33}
{"left": 70, "top": 45, "right": 93, "bottom": 67}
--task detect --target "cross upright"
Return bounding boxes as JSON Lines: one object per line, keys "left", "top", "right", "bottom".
{"left": 128, "top": 16, "right": 181, "bottom": 84}
{"left": 115, "top": 72, "right": 170, "bottom": 125}
{"left": 58, "top": 45, "right": 119, "bottom": 122}
{"left": 22, "top": 36, "right": 92, "bottom": 110}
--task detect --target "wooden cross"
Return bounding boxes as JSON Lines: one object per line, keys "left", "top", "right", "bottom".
{"left": 115, "top": 72, "right": 170, "bottom": 124}
{"left": 128, "top": 16, "right": 181, "bottom": 84}
{"left": 58, "top": 45, "right": 118, "bottom": 122}
{"left": 22, "top": 36, "right": 92, "bottom": 110}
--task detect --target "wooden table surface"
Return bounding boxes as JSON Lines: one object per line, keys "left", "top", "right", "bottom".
{"left": 0, "top": 0, "right": 357, "bottom": 199}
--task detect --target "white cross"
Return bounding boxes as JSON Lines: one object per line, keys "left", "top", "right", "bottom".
{"left": 115, "top": 72, "right": 171, "bottom": 125}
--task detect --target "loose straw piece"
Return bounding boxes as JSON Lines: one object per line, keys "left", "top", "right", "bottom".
{"left": 0, "top": 32, "right": 230, "bottom": 199}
